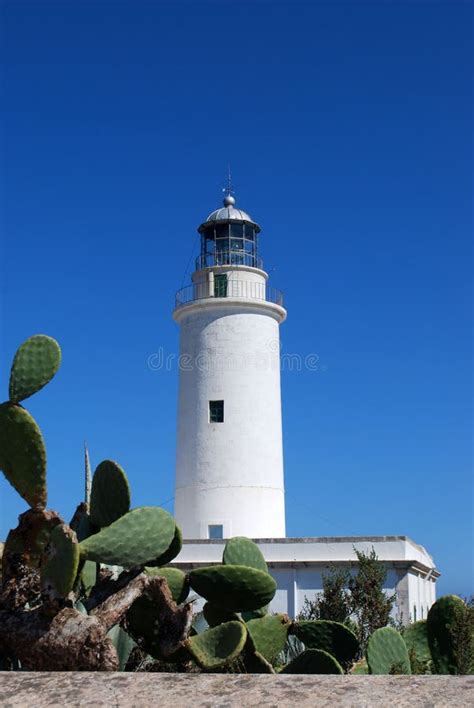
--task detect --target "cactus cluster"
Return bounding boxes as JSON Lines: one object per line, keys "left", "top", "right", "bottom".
{"left": 358, "top": 596, "right": 473, "bottom": 676}
{"left": 0, "top": 335, "right": 472, "bottom": 675}
{"left": 0, "top": 336, "right": 189, "bottom": 671}
{"left": 157, "top": 538, "right": 364, "bottom": 673}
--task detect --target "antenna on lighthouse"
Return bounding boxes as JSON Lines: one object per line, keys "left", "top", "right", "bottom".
{"left": 223, "top": 166, "right": 235, "bottom": 206}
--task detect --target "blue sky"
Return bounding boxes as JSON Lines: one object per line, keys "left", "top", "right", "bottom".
{"left": 1, "top": 1, "right": 472, "bottom": 597}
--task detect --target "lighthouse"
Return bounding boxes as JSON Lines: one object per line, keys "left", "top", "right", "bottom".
{"left": 171, "top": 182, "right": 438, "bottom": 621}
{"left": 173, "top": 187, "right": 287, "bottom": 540}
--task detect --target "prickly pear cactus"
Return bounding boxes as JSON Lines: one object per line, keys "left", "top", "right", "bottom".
{"left": 427, "top": 595, "right": 470, "bottom": 674}
{"left": 185, "top": 620, "right": 247, "bottom": 670}
{"left": 40, "top": 523, "right": 80, "bottom": 598}
{"left": 0, "top": 402, "right": 47, "bottom": 509}
{"left": 144, "top": 566, "right": 189, "bottom": 604}
{"left": 223, "top": 536, "right": 268, "bottom": 573}
{"left": 90, "top": 459, "right": 131, "bottom": 527}
{"left": 291, "top": 620, "right": 360, "bottom": 669}
{"left": 366, "top": 626, "right": 411, "bottom": 674}
{"left": 281, "top": 648, "right": 344, "bottom": 674}
{"left": 403, "top": 620, "right": 431, "bottom": 664}
{"left": 8, "top": 334, "right": 61, "bottom": 403}
{"left": 203, "top": 602, "right": 240, "bottom": 627}
{"left": 188, "top": 565, "right": 277, "bottom": 612}
{"left": 246, "top": 613, "right": 291, "bottom": 663}
{"left": 79, "top": 506, "right": 176, "bottom": 567}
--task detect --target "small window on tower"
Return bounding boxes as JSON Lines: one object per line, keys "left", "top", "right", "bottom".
{"left": 209, "top": 400, "right": 224, "bottom": 423}
{"left": 208, "top": 524, "right": 223, "bottom": 539}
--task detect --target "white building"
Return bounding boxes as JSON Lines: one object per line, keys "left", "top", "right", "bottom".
{"left": 172, "top": 188, "right": 438, "bottom": 622}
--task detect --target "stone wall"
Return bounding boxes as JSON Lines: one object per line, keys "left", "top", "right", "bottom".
{"left": 0, "top": 673, "right": 472, "bottom": 707}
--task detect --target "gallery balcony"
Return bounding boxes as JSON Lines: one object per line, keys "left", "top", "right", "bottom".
{"left": 195, "top": 251, "right": 263, "bottom": 270}
{"left": 175, "top": 279, "right": 284, "bottom": 309}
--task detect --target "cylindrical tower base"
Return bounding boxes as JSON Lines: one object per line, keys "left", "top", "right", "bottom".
{"left": 173, "top": 288, "right": 286, "bottom": 540}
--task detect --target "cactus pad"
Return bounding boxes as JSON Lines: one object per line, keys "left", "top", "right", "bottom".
{"left": 427, "top": 595, "right": 468, "bottom": 674}
{"left": 0, "top": 402, "right": 47, "bottom": 508}
{"left": 243, "top": 651, "right": 275, "bottom": 673}
{"left": 366, "top": 626, "right": 411, "bottom": 675}
{"left": 185, "top": 621, "right": 247, "bottom": 670}
{"left": 189, "top": 565, "right": 277, "bottom": 612}
{"left": 291, "top": 620, "right": 360, "bottom": 669}
{"left": 80, "top": 559, "right": 97, "bottom": 596}
{"left": 203, "top": 602, "right": 240, "bottom": 627}
{"left": 147, "top": 524, "right": 182, "bottom": 567}
{"left": 79, "top": 506, "right": 176, "bottom": 567}
{"left": 246, "top": 614, "right": 291, "bottom": 663}
{"left": 40, "top": 523, "right": 80, "bottom": 598}
{"left": 223, "top": 536, "right": 268, "bottom": 573}
{"left": 145, "top": 566, "right": 190, "bottom": 604}
{"left": 90, "top": 460, "right": 131, "bottom": 527}
{"left": 9, "top": 334, "right": 61, "bottom": 403}
{"left": 281, "top": 648, "right": 344, "bottom": 674}
{"left": 403, "top": 620, "right": 431, "bottom": 664}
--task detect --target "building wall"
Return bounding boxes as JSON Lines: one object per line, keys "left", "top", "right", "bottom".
{"left": 406, "top": 569, "right": 437, "bottom": 622}
{"left": 270, "top": 565, "right": 406, "bottom": 620}
{"left": 173, "top": 295, "right": 286, "bottom": 539}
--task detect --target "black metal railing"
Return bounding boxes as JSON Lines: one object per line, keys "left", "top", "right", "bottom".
{"left": 175, "top": 279, "right": 284, "bottom": 309}
{"left": 195, "top": 251, "right": 263, "bottom": 270}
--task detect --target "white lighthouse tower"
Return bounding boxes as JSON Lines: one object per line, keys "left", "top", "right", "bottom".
{"left": 173, "top": 186, "right": 286, "bottom": 540}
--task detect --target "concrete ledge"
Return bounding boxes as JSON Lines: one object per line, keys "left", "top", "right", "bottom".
{"left": 1, "top": 673, "right": 472, "bottom": 707}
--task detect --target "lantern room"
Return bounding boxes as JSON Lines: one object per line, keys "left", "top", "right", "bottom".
{"left": 196, "top": 193, "right": 262, "bottom": 270}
